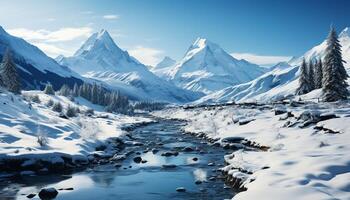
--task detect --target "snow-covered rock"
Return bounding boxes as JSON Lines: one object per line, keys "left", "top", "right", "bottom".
{"left": 156, "top": 38, "right": 266, "bottom": 94}
{"left": 58, "top": 30, "right": 202, "bottom": 103}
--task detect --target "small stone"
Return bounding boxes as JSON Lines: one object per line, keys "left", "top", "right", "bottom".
{"left": 183, "top": 147, "right": 194, "bottom": 152}
{"left": 209, "top": 176, "right": 216, "bottom": 181}
{"left": 38, "top": 188, "right": 58, "bottom": 199}
{"left": 141, "top": 160, "right": 147, "bottom": 163}
{"left": 176, "top": 187, "right": 186, "bottom": 192}
{"left": 152, "top": 149, "right": 159, "bottom": 154}
{"left": 114, "top": 164, "right": 122, "bottom": 168}
{"left": 133, "top": 156, "right": 142, "bottom": 163}
{"left": 26, "top": 194, "right": 36, "bottom": 198}
{"left": 162, "top": 164, "right": 177, "bottom": 169}
{"left": 192, "top": 157, "right": 198, "bottom": 161}
{"left": 195, "top": 180, "right": 202, "bottom": 184}
{"left": 136, "top": 152, "right": 141, "bottom": 155}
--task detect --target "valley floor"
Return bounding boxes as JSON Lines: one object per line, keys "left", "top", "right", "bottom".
{"left": 153, "top": 101, "right": 350, "bottom": 200}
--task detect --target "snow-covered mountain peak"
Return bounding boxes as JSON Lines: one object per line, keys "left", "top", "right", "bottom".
{"left": 155, "top": 56, "right": 176, "bottom": 69}
{"left": 74, "top": 29, "right": 118, "bottom": 57}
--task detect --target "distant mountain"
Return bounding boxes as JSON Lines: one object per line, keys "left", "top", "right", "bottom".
{"left": 155, "top": 56, "right": 176, "bottom": 69}
{"left": 196, "top": 27, "right": 350, "bottom": 104}
{"left": 0, "top": 26, "right": 83, "bottom": 90}
{"left": 58, "top": 30, "right": 202, "bottom": 103}
{"left": 157, "top": 38, "right": 266, "bottom": 94}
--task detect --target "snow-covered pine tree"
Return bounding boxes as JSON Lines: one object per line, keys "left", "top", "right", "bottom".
{"left": 322, "top": 27, "right": 349, "bottom": 101}
{"left": 308, "top": 60, "right": 315, "bottom": 90}
{"left": 296, "top": 59, "right": 313, "bottom": 95}
{"left": 73, "top": 83, "right": 79, "bottom": 97}
{"left": 91, "top": 83, "right": 98, "bottom": 104}
{"left": 1, "top": 49, "right": 21, "bottom": 94}
{"left": 314, "top": 58, "right": 323, "bottom": 89}
{"left": 59, "top": 84, "right": 71, "bottom": 96}
{"left": 43, "top": 83, "right": 55, "bottom": 95}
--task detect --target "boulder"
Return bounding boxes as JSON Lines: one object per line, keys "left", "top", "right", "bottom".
{"left": 38, "top": 188, "right": 58, "bottom": 199}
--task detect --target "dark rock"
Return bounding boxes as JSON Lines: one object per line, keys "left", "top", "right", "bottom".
{"left": 195, "top": 180, "right": 202, "bottom": 184}
{"left": 26, "top": 194, "right": 36, "bottom": 198}
{"left": 114, "top": 164, "right": 122, "bottom": 168}
{"left": 162, "top": 164, "right": 177, "bottom": 169}
{"left": 152, "top": 149, "right": 159, "bottom": 154}
{"left": 38, "top": 188, "right": 58, "bottom": 199}
{"left": 319, "top": 113, "right": 338, "bottom": 121}
{"left": 133, "top": 157, "right": 142, "bottom": 163}
{"left": 239, "top": 119, "right": 255, "bottom": 125}
{"left": 161, "top": 151, "right": 178, "bottom": 157}
{"left": 141, "top": 160, "right": 147, "bottom": 163}
{"left": 176, "top": 187, "right": 186, "bottom": 192}
{"left": 192, "top": 157, "right": 198, "bottom": 161}
{"left": 222, "top": 137, "right": 244, "bottom": 143}
{"left": 209, "top": 176, "right": 216, "bottom": 181}
{"left": 183, "top": 147, "right": 194, "bottom": 152}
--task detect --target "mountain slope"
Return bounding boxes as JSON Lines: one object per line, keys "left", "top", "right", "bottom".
{"left": 0, "top": 26, "right": 83, "bottom": 90}
{"left": 159, "top": 38, "right": 266, "bottom": 94}
{"left": 58, "top": 30, "right": 202, "bottom": 103}
{"left": 196, "top": 27, "right": 350, "bottom": 104}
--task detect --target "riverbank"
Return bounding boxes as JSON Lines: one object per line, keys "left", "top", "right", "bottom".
{"left": 0, "top": 90, "right": 153, "bottom": 177}
{"left": 153, "top": 101, "right": 350, "bottom": 200}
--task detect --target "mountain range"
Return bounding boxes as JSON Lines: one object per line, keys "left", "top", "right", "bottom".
{"left": 2, "top": 25, "right": 349, "bottom": 105}
{"left": 196, "top": 27, "right": 350, "bottom": 104}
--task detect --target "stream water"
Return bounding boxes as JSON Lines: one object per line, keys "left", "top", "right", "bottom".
{"left": 0, "top": 119, "right": 235, "bottom": 200}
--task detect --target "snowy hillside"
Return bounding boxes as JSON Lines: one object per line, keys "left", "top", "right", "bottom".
{"left": 151, "top": 56, "right": 177, "bottom": 78}
{"left": 0, "top": 26, "right": 83, "bottom": 90}
{"left": 58, "top": 30, "right": 202, "bottom": 103}
{"left": 197, "top": 27, "right": 350, "bottom": 104}
{"left": 157, "top": 38, "right": 266, "bottom": 94}
{"left": 0, "top": 89, "right": 150, "bottom": 167}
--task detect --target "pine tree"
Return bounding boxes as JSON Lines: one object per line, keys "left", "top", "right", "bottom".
{"left": 314, "top": 58, "right": 323, "bottom": 89}
{"left": 73, "top": 83, "right": 79, "bottom": 97}
{"left": 322, "top": 27, "right": 349, "bottom": 101}
{"left": 1, "top": 49, "right": 21, "bottom": 94}
{"left": 91, "top": 83, "right": 98, "bottom": 104}
{"left": 296, "top": 59, "right": 313, "bottom": 95}
{"left": 308, "top": 60, "right": 315, "bottom": 90}
{"left": 59, "top": 84, "right": 71, "bottom": 96}
{"left": 43, "top": 83, "right": 55, "bottom": 95}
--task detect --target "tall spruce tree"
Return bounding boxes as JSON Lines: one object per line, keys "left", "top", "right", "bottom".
{"left": 314, "top": 58, "right": 323, "bottom": 89}
{"left": 308, "top": 60, "right": 315, "bottom": 90}
{"left": 296, "top": 59, "right": 313, "bottom": 95}
{"left": 322, "top": 27, "right": 349, "bottom": 101}
{"left": 1, "top": 49, "right": 21, "bottom": 94}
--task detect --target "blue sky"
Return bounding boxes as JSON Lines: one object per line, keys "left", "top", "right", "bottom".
{"left": 0, "top": 0, "right": 350, "bottom": 66}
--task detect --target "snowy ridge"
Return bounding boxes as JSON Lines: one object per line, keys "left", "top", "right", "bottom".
{"left": 159, "top": 37, "right": 266, "bottom": 94}
{"left": 0, "top": 26, "right": 79, "bottom": 78}
{"left": 59, "top": 30, "right": 203, "bottom": 103}
{"left": 197, "top": 27, "right": 350, "bottom": 104}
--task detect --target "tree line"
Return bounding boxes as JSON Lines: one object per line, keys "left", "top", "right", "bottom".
{"left": 296, "top": 27, "right": 349, "bottom": 102}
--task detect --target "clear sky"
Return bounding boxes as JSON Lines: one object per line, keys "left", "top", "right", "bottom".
{"left": 0, "top": 0, "right": 350, "bottom": 66}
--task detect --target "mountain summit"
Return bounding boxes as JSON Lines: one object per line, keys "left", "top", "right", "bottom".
{"left": 58, "top": 30, "right": 202, "bottom": 103}
{"left": 159, "top": 37, "right": 266, "bottom": 94}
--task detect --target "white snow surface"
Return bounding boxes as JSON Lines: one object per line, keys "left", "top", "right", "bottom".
{"left": 197, "top": 27, "right": 350, "bottom": 104}
{"left": 156, "top": 38, "right": 266, "bottom": 94}
{"left": 153, "top": 102, "right": 350, "bottom": 200}
{"left": 0, "top": 89, "right": 151, "bottom": 161}
{"left": 58, "top": 30, "right": 202, "bottom": 103}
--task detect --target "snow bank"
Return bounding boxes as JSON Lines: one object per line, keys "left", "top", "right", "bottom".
{"left": 153, "top": 102, "right": 350, "bottom": 200}
{"left": 0, "top": 90, "right": 151, "bottom": 170}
